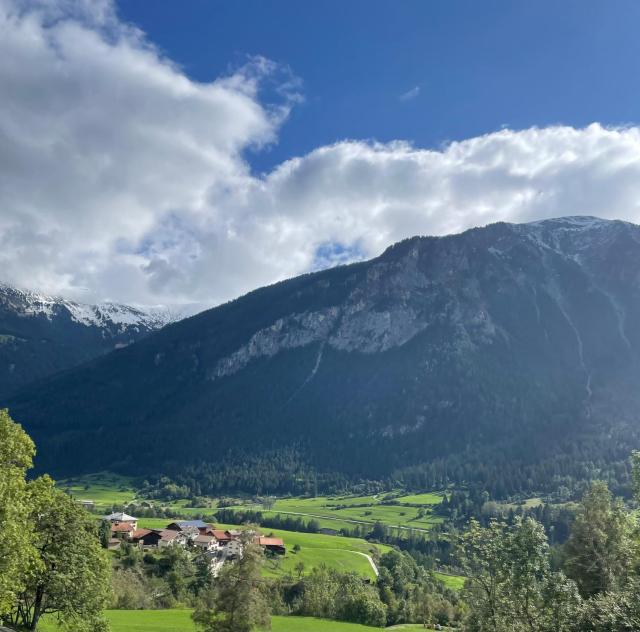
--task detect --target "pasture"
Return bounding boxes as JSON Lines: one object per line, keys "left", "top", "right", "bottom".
{"left": 39, "top": 611, "right": 410, "bottom": 631}
{"left": 230, "top": 492, "right": 445, "bottom": 532}
{"left": 57, "top": 472, "right": 137, "bottom": 509}
{"left": 434, "top": 572, "right": 466, "bottom": 591}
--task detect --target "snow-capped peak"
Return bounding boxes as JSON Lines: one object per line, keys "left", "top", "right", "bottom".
{"left": 0, "top": 282, "right": 174, "bottom": 332}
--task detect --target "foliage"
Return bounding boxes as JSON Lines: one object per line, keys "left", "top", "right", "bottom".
{"left": 193, "top": 533, "right": 271, "bottom": 632}
{"left": 458, "top": 518, "right": 581, "bottom": 632}
{"left": 6, "top": 476, "right": 112, "bottom": 631}
{"left": 563, "top": 481, "right": 637, "bottom": 597}
{"left": 299, "top": 565, "right": 386, "bottom": 627}
{"left": 573, "top": 577, "right": 640, "bottom": 632}
{"left": 0, "top": 408, "right": 35, "bottom": 616}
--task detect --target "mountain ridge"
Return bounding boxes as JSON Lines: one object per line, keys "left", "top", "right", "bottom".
{"left": 0, "top": 283, "right": 173, "bottom": 398}
{"left": 6, "top": 216, "right": 640, "bottom": 495}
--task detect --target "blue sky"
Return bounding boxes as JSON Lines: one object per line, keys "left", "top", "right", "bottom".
{"left": 118, "top": 0, "right": 640, "bottom": 172}
{"left": 4, "top": 0, "right": 640, "bottom": 308}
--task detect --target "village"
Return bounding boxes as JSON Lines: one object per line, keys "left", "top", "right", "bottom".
{"left": 104, "top": 512, "right": 286, "bottom": 577}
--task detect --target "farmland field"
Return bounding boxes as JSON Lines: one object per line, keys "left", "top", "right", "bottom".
{"left": 60, "top": 473, "right": 446, "bottom": 534}
{"left": 254, "top": 525, "right": 390, "bottom": 580}
{"left": 229, "top": 492, "right": 445, "bottom": 532}
{"left": 39, "top": 611, "right": 396, "bottom": 631}
{"left": 58, "top": 472, "right": 137, "bottom": 509}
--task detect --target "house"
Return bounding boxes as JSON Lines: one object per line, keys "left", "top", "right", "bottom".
{"left": 224, "top": 539, "right": 243, "bottom": 559}
{"left": 130, "top": 528, "right": 152, "bottom": 545}
{"left": 104, "top": 512, "right": 138, "bottom": 530}
{"left": 258, "top": 536, "right": 286, "bottom": 555}
{"left": 131, "top": 528, "right": 183, "bottom": 548}
{"left": 107, "top": 538, "right": 122, "bottom": 551}
{"left": 166, "top": 520, "right": 213, "bottom": 535}
{"left": 193, "top": 534, "right": 216, "bottom": 551}
{"left": 211, "top": 529, "right": 234, "bottom": 545}
{"left": 111, "top": 522, "right": 135, "bottom": 540}
{"left": 157, "top": 529, "right": 183, "bottom": 547}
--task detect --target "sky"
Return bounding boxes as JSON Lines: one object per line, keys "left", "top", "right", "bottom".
{"left": 3, "top": 0, "right": 640, "bottom": 310}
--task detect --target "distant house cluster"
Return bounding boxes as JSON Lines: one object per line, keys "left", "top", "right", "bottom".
{"left": 104, "top": 513, "right": 285, "bottom": 574}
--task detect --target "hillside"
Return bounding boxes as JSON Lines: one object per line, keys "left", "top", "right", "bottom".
{"left": 6, "top": 217, "right": 640, "bottom": 494}
{"left": 0, "top": 284, "right": 170, "bottom": 398}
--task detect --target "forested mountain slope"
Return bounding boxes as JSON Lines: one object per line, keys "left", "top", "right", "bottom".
{"left": 7, "top": 217, "right": 640, "bottom": 494}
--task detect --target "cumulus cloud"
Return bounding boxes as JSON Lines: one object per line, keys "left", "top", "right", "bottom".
{"left": 3, "top": 1, "right": 640, "bottom": 311}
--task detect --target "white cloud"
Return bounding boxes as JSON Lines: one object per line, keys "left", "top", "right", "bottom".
{"left": 3, "top": 1, "right": 640, "bottom": 312}
{"left": 399, "top": 86, "right": 420, "bottom": 101}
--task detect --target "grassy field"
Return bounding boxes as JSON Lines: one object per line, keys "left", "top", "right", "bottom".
{"left": 61, "top": 473, "right": 445, "bottom": 534}
{"left": 434, "top": 572, "right": 466, "bottom": 591}
{"left": 39, "top": 611, "right": 395, "bottom": 631}
{"left": 58, "top": 472, "right": 137, "bottom": 510}
{"left": 395, "top": 492, "right": 443, "bottom": 506}
{"left": 255, "top": 526, "right": 390, "bottom": 581}
{"left": 230, "top": 493, "right": 445, "bottom": 532}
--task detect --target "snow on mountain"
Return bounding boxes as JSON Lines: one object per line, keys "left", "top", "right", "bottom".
{"left": 0, "top": 283, "right": 173, "bottom": 332}
{"left": 0, "top": 283, "right": 175, "bottom": 398}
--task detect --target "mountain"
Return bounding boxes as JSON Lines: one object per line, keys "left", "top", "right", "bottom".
{"left": 0, "top": 283, "right": 171, "bottom": 398}
{"left": 6, "top": 217, "right": 640, "bottom": 495}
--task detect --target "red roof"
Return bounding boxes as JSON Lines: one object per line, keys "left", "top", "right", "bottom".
{"left": 131, "top": 528, "right": 152, "bottom": 539}
{"left": 195, "top": 535, "right": 215, "bottom": 543}
{"left": 259, "top": 537, "right": 284, "bottom": 547}
{"left": 212, "top": 530, "right": 232, "bottom": 541}
{"left": 111, "top": 522, "right": 135, "bottom": 533}
{"left": 158, "top": 529, "right": 179, "bottom": 541}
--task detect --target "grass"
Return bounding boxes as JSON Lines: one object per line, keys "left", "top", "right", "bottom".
{"left": 137, "top": 519, "right": 388, "bottom": 581}
{"left": 230, "top": 493, "right": 445, "bottom": 532}
{"left": 434, "top": 572, "right": 466, "bottom": 591}
{"left": 394, "top": 492, "right": 444, "bottom": 506}
{"left": 39, "top": 611, "right": 389, "bottom": 631}
{"left": 254, "top": 526, "right": 390, "bottom": 581}
{"left": 62, "top": 473, "right": 445, "bottom": 534}
{"left": 57, "top": 472, "right": 137, "bottom": 510}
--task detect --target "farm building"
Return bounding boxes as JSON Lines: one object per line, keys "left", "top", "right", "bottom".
{"left": 257, "top": 536, "right": 286, "bottom": 555}
{"left": 166, "top": 520, "right": 213, "bottom": 534}
{"left": 193, "top": 534, "right": 216, "bottom": 551}
{"left": 104, "top": 512, "right": 138, "bottom": 530}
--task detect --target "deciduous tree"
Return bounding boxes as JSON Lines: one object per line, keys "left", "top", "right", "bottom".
{"left": 6, "top": 476, "right": 111, "bottom": 632}
{"left": 193, "top": 532, "right": 270, "bottom": 632}
{"left": 0, "top": 409, "right": 35, "bottom": 619}
{"left": 563, "top": 481, "right": 636, "bottom": 597}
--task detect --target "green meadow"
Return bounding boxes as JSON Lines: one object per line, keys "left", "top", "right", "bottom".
{"left": 229, "top": 492, "right": 445, "bottom": 532}
{"left": 434, "top": 572, "right": 466, "bottom": 591}
{"left": 58, "top": 472, "right": 137, "bottom": 509}
{"left": 39, "top": 611, "right": 395, "bottom": 632}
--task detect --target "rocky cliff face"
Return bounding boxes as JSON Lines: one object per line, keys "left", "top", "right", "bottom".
{"left": 0, "top": 283, "right": 171, "bottom": 398}
{"left": 7, "top": 217, "right": 640, "bottom": 487}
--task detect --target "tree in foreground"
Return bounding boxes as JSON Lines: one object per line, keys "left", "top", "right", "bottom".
{"left": 6, "top": 475, "right": 112, "bottom": 632}
{"left": 0, "top": 409, "right": 35, "bottom": 620}
{"left": 193, "top": 531, "right": 270, "bottom": 632}
{"left": 458, "top": 518, "right": 581, "bottom": 632}
{"left": 0, "top": 410, "right": 111, "bottom": 632}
